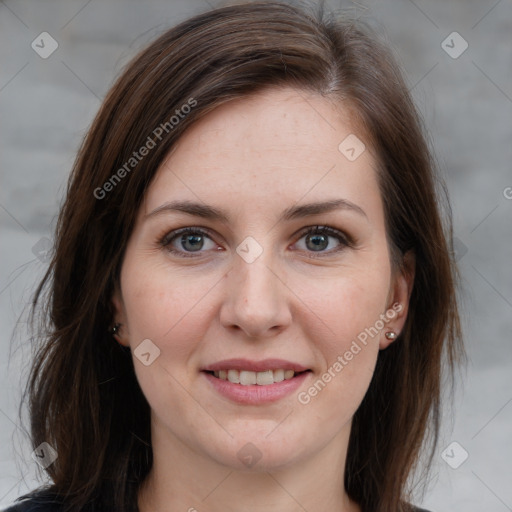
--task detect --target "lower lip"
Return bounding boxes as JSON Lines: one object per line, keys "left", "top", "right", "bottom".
{"left": 202, "top": 371, "right": 310, "bottom": 405}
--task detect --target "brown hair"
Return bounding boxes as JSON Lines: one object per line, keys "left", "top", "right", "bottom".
{"left": 19, "top": 1, "right": 464, "bottom": 511}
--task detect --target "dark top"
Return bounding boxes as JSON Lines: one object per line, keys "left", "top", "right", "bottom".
{"left": 3, "top": 492, "right": 433, "bottom": 512}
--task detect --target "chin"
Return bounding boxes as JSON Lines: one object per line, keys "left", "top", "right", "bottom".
{"left": 204, "top": 429, "right": 312, "bottom": 472}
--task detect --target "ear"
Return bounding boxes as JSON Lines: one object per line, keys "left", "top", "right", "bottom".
{"left": 111, "top": 285, "right": 130, "bottom": 347}
{"left": 380, "top": 250, "right": 415, "bottom": 350}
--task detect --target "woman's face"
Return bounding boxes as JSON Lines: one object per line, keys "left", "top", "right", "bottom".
{"left": 112, "top": 87, "right": 412, "bottom": 472}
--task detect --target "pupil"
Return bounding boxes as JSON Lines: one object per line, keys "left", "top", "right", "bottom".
{"left": 182, "top": 234, "right": 203, "bottom": 251}
{"left": 307, "top": 234, "right": 327, "bottom": 251}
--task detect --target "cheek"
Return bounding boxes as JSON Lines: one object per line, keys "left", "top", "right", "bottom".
{"left": 294, "top": 260, "right": 390, "bottom": 415}
{"left": 320, "top": 278, "right": 384, "bottom": 365}
{"left": 119, "top": 257, "right": 217, "bottom": 417}
{"left": 297, "top": 258, "right": 391, "bottom": 351}
{"left": 120, "top": 253, "right": 217, "bottom": 344}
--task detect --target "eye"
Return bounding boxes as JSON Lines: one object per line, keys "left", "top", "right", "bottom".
{"left": 159, "top": 227, "right": 220, "bottom": 258}
{"left": 293, "top": 225, "right": 353, "bottom": 258}
{"left": 159, "top": 225, "right": 354, "bottom": 259}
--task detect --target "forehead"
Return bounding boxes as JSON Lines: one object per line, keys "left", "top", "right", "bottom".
{"left": 143, "top": 87, "right": 381, "bottom": 223}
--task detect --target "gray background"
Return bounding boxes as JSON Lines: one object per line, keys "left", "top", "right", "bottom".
{"left": 0, "top": 0, "right": 511, "bottom": 510}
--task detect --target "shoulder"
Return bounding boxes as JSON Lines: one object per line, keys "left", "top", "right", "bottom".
{"left": 412, "top": 507, "right": 432, "bottom": 512}
{"left": 1, "top": 491, "right": 63, "bottom": 512}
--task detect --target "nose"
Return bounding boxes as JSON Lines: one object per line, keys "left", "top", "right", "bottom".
{"left": 219, "top": 250, "right": 292, "bottom": 339}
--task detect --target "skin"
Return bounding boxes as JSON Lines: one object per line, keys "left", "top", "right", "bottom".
{"left": 111, "top": 87, "right": 415, "bottom": 512}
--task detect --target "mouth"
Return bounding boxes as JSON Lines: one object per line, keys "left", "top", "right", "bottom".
{"left": 200, "top": 360, "right": 312, "bottom": 404}
{"left": 200, "top": 358, "right": 312, "bottom": 403}
{"left": 203, "top": 368, "right": 312, "bottom": 386}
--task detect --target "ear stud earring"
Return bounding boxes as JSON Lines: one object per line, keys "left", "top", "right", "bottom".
{"left": 385, "top": 331, "right": 397, "bottom": 340}
{"left": 111, "top": 323, "right": 122, "bottom": 335}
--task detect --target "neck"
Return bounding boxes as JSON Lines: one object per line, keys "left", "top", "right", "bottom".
{"left": 137, "top": 416, "right": 361, "bottom": 512}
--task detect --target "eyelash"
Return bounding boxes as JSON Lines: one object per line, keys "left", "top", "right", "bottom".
{"left": 158, "top": 225, "right": 355, "bottom": 259}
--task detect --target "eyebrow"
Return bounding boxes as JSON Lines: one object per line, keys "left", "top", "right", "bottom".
{"left": 145, "top": 198, "right": 368, "bottom": 223}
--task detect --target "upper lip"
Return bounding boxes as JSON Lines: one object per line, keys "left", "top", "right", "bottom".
{"left": 201, "top": 358, "right": 310, "bottom": 372}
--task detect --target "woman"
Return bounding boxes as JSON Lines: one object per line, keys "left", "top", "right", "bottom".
{"left": 6, "top": 1, "right": 464, "bottom": 511}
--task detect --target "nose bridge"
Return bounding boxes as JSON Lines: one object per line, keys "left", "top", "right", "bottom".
{"left": 220, "top": 239, "right": 291, "bottom": 337}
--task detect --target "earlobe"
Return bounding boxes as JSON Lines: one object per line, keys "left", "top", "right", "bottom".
{"left": 110, "top": 323, "right": 129, "bottom": 347}
{"left": 380, "top": 250, "right": 415, "bottom": 350}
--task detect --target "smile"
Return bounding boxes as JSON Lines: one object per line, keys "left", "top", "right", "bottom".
{"left": 211, "top": 368, "right": 299, "bottom": 385}
{"left": 202, "top": 369, "right": 311, "bottom": 404}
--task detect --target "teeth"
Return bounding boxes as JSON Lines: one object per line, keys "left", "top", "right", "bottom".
{"left": 256, "top": 370, "right": 274, "bottom": 385}
{"left": 227, "top": 369, "right": 240, "bottom": 384}
{"left": 273, "top": 369, "right": 284, "bottom": 382}
{"left": 213, "top": 369, "right": 299, "bottom": 385}
{"left": 240, "top": 370, "right": 257, "bottom": 385}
